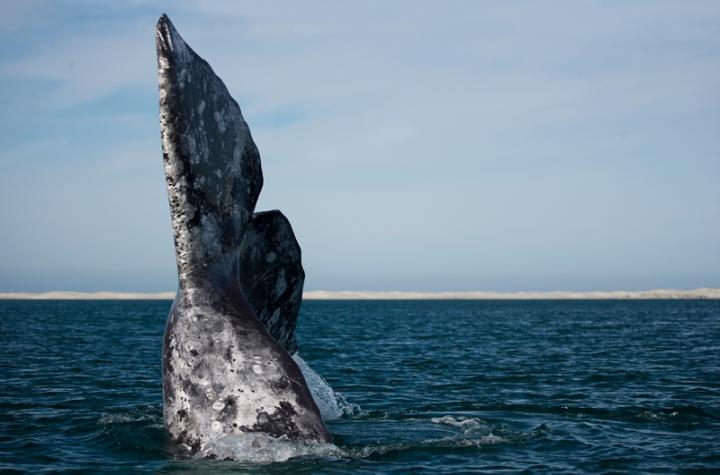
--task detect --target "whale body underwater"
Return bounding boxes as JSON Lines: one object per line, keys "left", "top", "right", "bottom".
{"left": 156, "top": 15, "right": 332, "bottom": 455}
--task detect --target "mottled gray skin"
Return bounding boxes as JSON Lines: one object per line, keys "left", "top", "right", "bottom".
{"left": 240, "top": 211, "right": 305, "bottom": 355}
{"left": 156, "top": 14, "right": 329, "bottom": 454}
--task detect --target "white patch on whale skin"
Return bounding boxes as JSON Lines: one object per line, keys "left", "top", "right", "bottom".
{"left": 214, "top": 110, "right": 227, "bottom": 133}
{"left": 267, "top": 308, "right": 281, "bottom": 330}
{"left": 163, "top": 301, "right": 318, "bottom": 453}
{"left": 158, "top": 21, "right": 253, "bottom": 288}
{"left": 158, "top": 16, "right": 328, "bottom": 454}
{"left": 275, "top": 270, "right": 287, "bottom": 296}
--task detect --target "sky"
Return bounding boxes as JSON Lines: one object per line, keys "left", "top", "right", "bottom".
{"left": 0, "top": 0, "right": 718, "bottom": 292}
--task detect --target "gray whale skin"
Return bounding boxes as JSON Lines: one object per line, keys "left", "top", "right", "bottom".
{"left": 156, "top": 14, "right": 330, "bottom": 455}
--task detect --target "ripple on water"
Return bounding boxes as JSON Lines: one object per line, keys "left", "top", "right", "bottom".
{"left": 1, "top": 300, "right": 719, "bottom": 472}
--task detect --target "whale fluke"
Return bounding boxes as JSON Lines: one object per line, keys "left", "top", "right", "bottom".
{"left": 239, "top": 210, "right": 305, "bottom": 355}
{"left": 157, "top": 14, "right": 329, "bottom": 454}
{"left": 157, "top": 14, "right": 262, "bottom": 289}
{"left": 157, "top": 14, "right": 304, "bottom": 353}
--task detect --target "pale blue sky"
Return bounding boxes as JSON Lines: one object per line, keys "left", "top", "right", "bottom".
{"left": 0, "top": 1, "right": 718, "bottom": 292}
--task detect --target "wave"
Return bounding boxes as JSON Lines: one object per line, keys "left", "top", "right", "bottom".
{"left": 97, "top": 408, "right": 162, "bottom": 427}
{"left": 430, "top": 415, "right": 490, "bottom": 433}
{"left": 196, "top": 414, "right": 518, "bottom": 462}
{"left": 94, "top": 406, "right": 522, "bottom": 463}
{"left": 94, "top": 401, "right": 715, "bottom": 464}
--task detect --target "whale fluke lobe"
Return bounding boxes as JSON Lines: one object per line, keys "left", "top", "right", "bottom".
{"left": 156, "top": 15, "right": 329, "bottom": 455}
{"left": 239, "top": 210, "right": 305, "bottom": 355}
{"left": 157, "top": 14, "right": 263, "bottom": 289}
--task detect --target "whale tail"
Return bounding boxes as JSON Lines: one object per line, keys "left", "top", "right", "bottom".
{"left": 157, "top": 14, "right": 304, "bottom": 353}
{"left": 158, "top": 15, "right": 329, "bottom": 451}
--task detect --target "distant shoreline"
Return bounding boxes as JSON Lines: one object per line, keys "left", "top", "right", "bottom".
{"left": 0, "top": 288, "right": 718, "bottom": 300}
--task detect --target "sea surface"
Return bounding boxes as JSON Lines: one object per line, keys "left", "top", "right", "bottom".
{"left": 1, "top": 299, "right": 719, "bottom": 473}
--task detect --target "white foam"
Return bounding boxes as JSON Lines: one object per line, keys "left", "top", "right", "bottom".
{"left": 431, "top": 415, "right": 489, "bottom": 433}
{"left": 97, "top": 409, "right": 163, "bottom": 430}
{"left": 199, "top": 430, "right": 509, "bottom": 462}
{"left": 292, "top": 354, "right": 361, "bottom": 420}
{"left": 478, "top": 433, "right": 506, "bottom": 444}
{"left": 199, "top": 433, "right": 342, "bottom": 462}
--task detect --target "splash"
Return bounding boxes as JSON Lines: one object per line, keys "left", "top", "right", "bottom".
{"left": 198, "top": 423, "right": 512, "bottom": 462}
{"left": 292, "top": 354, "right": 362, "bottom": 420}
{"left": 198, "top": 433, "right": 343, "bottom": 462}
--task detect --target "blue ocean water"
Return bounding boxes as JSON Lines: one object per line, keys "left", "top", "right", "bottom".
{"left": 1, "top": 299, "right": 719, "bottom": 473}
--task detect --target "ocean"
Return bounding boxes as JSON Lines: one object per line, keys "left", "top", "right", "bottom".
{"left": 1, "top": 299, "right": 718, "bottom": 473}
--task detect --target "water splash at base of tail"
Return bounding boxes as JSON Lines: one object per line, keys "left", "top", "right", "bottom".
{"left": 292, "top": 354, "right": 362, "bottom": 420}
{"left": 199, "top": 433, "right": 343, "bottom": 462}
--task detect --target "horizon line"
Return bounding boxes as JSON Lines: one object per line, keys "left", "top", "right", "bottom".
{"left": 0, "top": 288, "right": 719, "bottom": 300}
